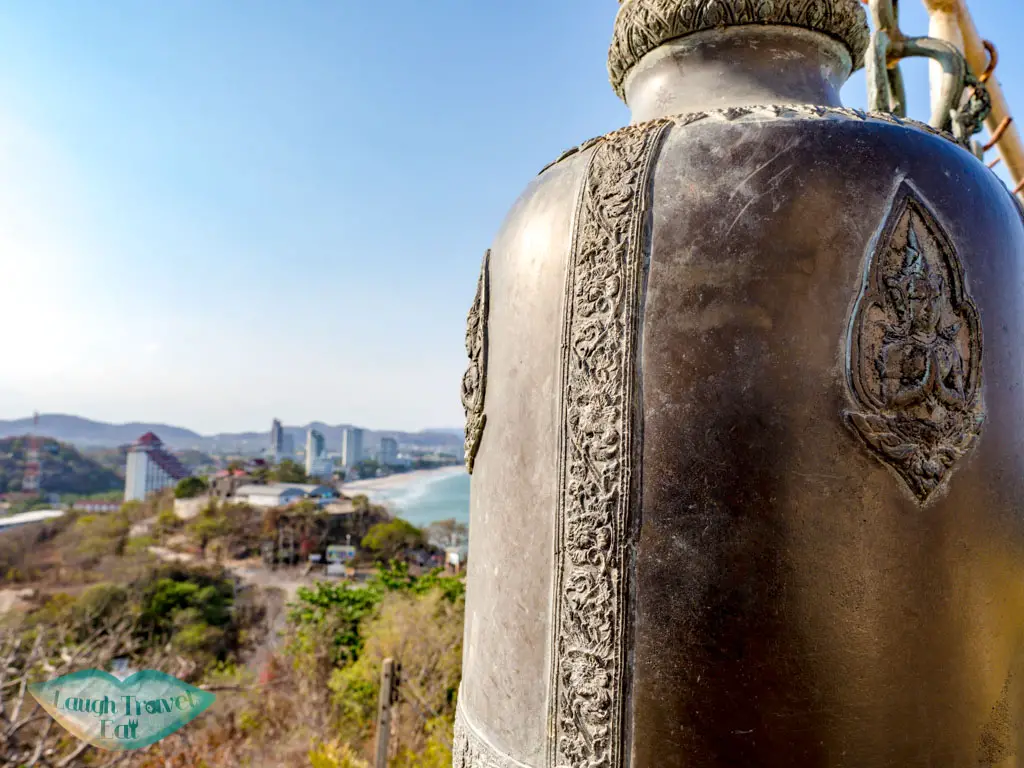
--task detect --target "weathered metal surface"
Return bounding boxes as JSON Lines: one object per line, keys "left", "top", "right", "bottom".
{"left": 632, "top": 106, "right": 1024, "bottom": 768}
{"left": 608, "top": 0, "right": 870, "bottom": 100}
{"left": 459, "top": 152, "right": 585, "bottom": 768}
{"left": 621, "top": 26, "right": 853, "bottom": 124}
{"left": 458, "top": 4, "right": 1024, "bottom": 767}
{"left": 462, "top": 250, "right": 490, "bottom": 474}
{"left": 453, "top": 700, "right": 531, "bottom": 768}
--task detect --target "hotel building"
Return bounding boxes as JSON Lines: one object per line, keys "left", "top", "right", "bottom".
{"left": 124, "top": 432, "right": 191, "bottom": 502}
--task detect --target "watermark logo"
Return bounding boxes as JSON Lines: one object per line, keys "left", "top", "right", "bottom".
{"left": 28, "top": 670, "right": 215, "bottom": 751}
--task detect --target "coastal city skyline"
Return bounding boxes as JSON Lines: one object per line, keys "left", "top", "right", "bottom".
{"left": 0, "top": 411, "right": 462, "bottom": 447}
{"left": 0, "top": 412, "right": 470, "bottom": 527}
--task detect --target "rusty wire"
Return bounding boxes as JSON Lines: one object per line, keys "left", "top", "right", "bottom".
{"left": 974, "top": 40, "right": 1011, "bottom": 157}
{"left": 979, "top": 40, "right": 998, "bottom": 84}
{"left": 965, "top": 37, "right": 1013, "bottom": 161}
{"left": 983, "top": 116, "right": 1014, "bottom": 151}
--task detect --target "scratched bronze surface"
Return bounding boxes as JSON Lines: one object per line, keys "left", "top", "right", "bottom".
{"left": 456, "top": 6, "right": 1024, "bottom": 768}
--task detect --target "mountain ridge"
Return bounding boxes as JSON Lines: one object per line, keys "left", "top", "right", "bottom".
{"left": 0, "top": 436, "right": 123, "bottom": 495}
{"left": 0, "top": 414, "right": 464, "bottom": 454}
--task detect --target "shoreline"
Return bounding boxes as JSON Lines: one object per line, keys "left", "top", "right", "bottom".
{"left": 340, "top": 465, "right": 466, "bottom": 496}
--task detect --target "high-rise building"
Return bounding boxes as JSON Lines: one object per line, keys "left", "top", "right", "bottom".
{"left": 124, "top": 433, "right": 191, "bottom": 502}
{"left": 379, "top": 437, "right": 399, "bottom": 466}
{"left": 269, "top": 418, "right": 284, "bottom": 460}
{"left": 281, "top": 433, "right": 295, "bottom": 459}
{"left": 342, "top": 427, "right": 364, "bottom": 469}
{"left": 305, "top": 429, "right": 326, "bottom": 476}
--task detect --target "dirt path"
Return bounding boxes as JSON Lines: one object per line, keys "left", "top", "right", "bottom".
{"left": 147, "top": 545, "right": 196, "bottom": 564}
{"left": 147, "top": 546, "right": 313, "bottom": 598}
{"left": 227, "top": 562, "right": 310, "bottom": 601}
{"left": 0, "top": 588, "right": 33, "bottom": 614}
{"left": 147, "top": 546, "right": 316, "bottom": 675}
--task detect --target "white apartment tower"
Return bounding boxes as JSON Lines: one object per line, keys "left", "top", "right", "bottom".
{"left": 379, "top": 437, "right": 399, "bottom": 466}
{"left": 124, "top": 433, "right": 191, "bottom": 502}
{"left": 342, "top": 427, "right": 364, "bottom": 470}
{"left": 269, "top": 418, "right": 284, "bottom": 460}
{"left": 305, "top": 428, "right": 327, "bottom": 477}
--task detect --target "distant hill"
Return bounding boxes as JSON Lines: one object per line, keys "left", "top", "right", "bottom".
{"left": 0, "top": 437, "right": 123, "bottom": 496}
{"left": 0, "top": 415, "right": 201, "bottom": 448}
{"left": 0, "top": 414, "right": 464, "bottom": 456}
{"left": 177, "top": 449, "right": 217, "bottom": 469}
{"left": 79, "top": 445, "right": 130, "bottom": 477}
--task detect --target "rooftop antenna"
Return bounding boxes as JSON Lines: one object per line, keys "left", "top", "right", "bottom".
{"left": 23, "top": 412, "right": 41, "bottom": 494}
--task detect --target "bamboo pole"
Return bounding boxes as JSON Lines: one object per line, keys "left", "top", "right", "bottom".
{"left": 922, "top": 0, "right": 1024, "bottom": 199}
{"left": 923, "top": 1, "right": 964, "bottom": 116}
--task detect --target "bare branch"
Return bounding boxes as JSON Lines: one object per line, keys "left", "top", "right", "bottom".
{"left": 0, "top": 635, "right": 24, "bottom": 720}
{"left": 96, "top": 751, "right": 130, "bottom": 768}
{"left": 7, "top": 708, "right": 45, "bottom": 738}
{"left": 399, "top": 682, "right": 453, "bottom": 752}
{"left": 200, "top": 679, "right": 289, "bottom": 693}
{"left": 26, "top": 713, "right": 53, "bottom": 766}
{"left": 11, "top": 631, "right": 45, "bottom": 724}
{"left": 55, "top": 738, "right": 91, "bottom": 768}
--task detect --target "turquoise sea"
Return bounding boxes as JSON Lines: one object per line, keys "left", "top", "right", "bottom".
{"left": 355, "top": 469, "right": 470, "bottom": 528}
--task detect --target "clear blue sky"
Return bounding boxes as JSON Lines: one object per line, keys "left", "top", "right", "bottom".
{"left": 0, "top": 1, "right": 1020, "bottom": 434}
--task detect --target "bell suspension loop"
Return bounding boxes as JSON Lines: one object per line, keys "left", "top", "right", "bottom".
{"left": 866, "top": 0, "right": 991, "bottom": 154}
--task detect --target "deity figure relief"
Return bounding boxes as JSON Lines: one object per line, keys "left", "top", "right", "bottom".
{"left": 878, "top": 228, "right": 967, "bottom": 415}
{"left": 846, "top": 183, "right": 984, "bottom": 502}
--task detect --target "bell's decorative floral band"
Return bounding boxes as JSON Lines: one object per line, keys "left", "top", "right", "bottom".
{"left": 28, "top": 669, "right": 215, "bottom": 751}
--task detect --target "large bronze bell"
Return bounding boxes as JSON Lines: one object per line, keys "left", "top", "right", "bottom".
{"left": 456, "top": 1, "right": 1024, "bottom": 765}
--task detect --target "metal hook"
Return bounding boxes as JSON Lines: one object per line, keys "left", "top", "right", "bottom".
{"left": 866, "top": 0, "right": 989, "bottom": 142}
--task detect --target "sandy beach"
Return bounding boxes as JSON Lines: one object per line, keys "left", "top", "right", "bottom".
{"left": 341, "top": 465, "right": 466, "bottom": 495}
{"left": 339, "top": 465, "right": 470, "bottom": 525}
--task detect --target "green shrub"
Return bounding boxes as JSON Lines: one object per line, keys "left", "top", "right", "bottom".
{"left": 155, "top": 508, "right": 183, "bottom": 537}
{"left": 140, "top": 568, "right": 233, "bottom": 634}
{"left": 27, "top": 593, "right": 76, "bottom": 628}
{"left": 125, "top": 535, "right": 157, "bottom": 555}
{"left": 271, "top": 459, "right": 308, "bottom": 484}
{"left": 174, "top": 476, "right": 209, "bottom": 499}
{"left": 288, "top": 581, "right": 382, "bottom": 665}
{"left": 360, "top": 519, "right": 425, "bottom": 560}
{"left": 73, "top": 583, "right": 130, "bottom": 627}
{"left": 309, "top": 741, "right": 369, "bottom": 768}
{"left": 73, "top": 512, "right": 131, "bottom": 564}
{"left": 172, "top": 619, "right": 225, "bottom": 655}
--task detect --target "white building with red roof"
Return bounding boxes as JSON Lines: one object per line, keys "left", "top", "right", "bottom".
{"left": 124, "top": 432, "right": 192, "bottom": 502}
